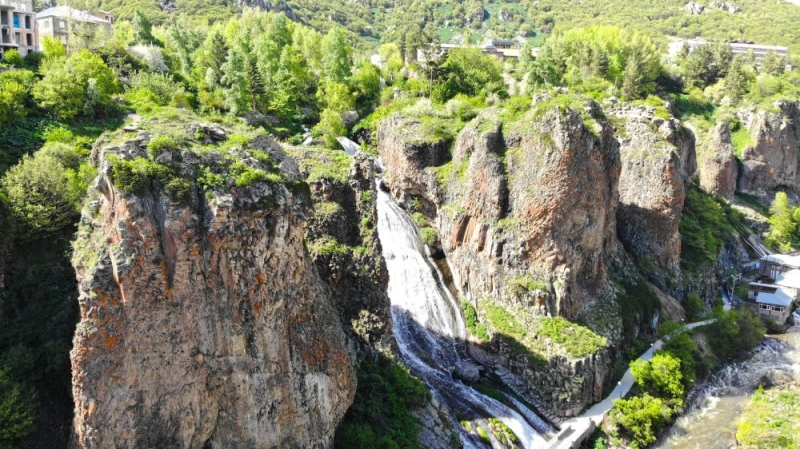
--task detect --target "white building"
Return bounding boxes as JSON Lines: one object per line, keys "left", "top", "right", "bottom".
{"left": 667, "top": 37, "right": 790, "bottom": 68}
{"left": 759, "top": 254, "right": 800, "bottom": 279}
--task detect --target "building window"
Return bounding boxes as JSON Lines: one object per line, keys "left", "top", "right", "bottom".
{"left": 759, "top": 304, "right": 770, "bottom": 310}
{"left": 25, "top": 16, "right": 30, "bottom": 29}
{"left": 59, "top": 20, "right": 66, "bottom": 28}
{"left": 26, "top": 34, "right": 31, "bottom": 46}
{"left": 13, "top": 13, "right": 20, "bottom": 28}
{"left": 44, "top": 20, "right": 49, "bottom": 28}
{"left": 772, "top": 305, "right": 784, "bottom": 312}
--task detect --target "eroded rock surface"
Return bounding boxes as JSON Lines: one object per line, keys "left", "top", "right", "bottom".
{"left": 71, "top": 130, "right": 355, "bottom": 449}
{"left": 615, "top": 112, "right": 697, "bottom": 291}
{"left": 699, "top": 122, "right": 738, "bottom": 200}
{"left": 739, "top": 101, "right": 800, "bottom": 194}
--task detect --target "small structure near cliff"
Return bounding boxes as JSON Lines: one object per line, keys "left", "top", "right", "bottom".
{"left": 70, "top": 119, "right": 355, "bottom": 448}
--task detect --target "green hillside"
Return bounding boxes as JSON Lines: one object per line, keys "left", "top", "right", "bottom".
{"left": 86, "top": 0, "right": 800, "bottom": 55}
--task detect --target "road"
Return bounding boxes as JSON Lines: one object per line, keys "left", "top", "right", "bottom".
{"left": 547, "top": 319, "right": 715, "bottom": 449}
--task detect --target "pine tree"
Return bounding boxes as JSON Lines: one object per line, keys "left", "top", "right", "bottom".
{"left": 761, "top": 50, "right": 786, "bottom": 76}
{"left": 622, "top": 52, "right": 645, "bottom": 99}
{"left": 131, "top": 10, "right": 161, "bottom": 47}
{"left": 724, "top": 56, "right": 749, "bottom": 104}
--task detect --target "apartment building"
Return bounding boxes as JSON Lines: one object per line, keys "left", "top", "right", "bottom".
{"left": 0, "top": 0, "right": 36, "bottom": 57}
{"left": 668, "top": 37, "right": 790, "bottom": 67}
{"left": 36, "top": 6, "right": 111, "bottom": 45}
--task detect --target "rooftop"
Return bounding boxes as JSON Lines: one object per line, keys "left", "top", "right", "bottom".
{"left": 36, "top": 6, "right": 109, "bottom": 24}
{"left": 761, "top": 253, "right": 800, "bottom": 268}
{"left": 755, "top": 285, "right": 794, "bottom": 307}
{"left": 775, "top": 269, "right": 800, "bottom": 289}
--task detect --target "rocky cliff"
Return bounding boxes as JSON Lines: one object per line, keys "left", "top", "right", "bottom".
{"left": 378, "top": 102, "right": 626, "bottom": 417}
{"left": 698, "top": 122, "right": 738, "bottom": 200}
{"left": 739, "top": 101, "right": 800, "bottom": 195}
{"left": 614, "top": 109, "right": 697, "bottom": 292}
{"left": 70, "top": 126, "right": 355, "bottom": 449}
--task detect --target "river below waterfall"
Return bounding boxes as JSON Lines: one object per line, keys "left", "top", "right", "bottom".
{"left": 375, "top": 182, "right": 554, "bottom": 449}
{"left": 655, "top": 325, "right": 800, "bottom": 449}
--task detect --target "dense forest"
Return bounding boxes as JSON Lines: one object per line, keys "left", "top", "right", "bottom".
{"left": 0, "top": 0, "right": 798, "bottom": 447}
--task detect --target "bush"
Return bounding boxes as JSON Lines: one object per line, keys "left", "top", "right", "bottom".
{"left": 612, "top": 394, "right": 671, "bottom": 446}
{"left": 334, "top": 355, "right": 429, "bottom": 449}
{"left": 147, "top": 135, "right": 177, "bottom": 159}
{"left": 461, "top": 301, "right": 489, "bottom": 341}
{"left": 630, "top": 353, "right": 685, "bottom": 408}
{"left": 700, "top": 309, "right": 764, "bottom": 361}
{"left": 34, "top": 50, "right": 118, "bottom": 120}
{"left": 685, "top": 294, "right": 706, "bottom": 322}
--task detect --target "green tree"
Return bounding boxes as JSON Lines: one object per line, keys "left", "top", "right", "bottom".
{"left": 1, "top": 151, "right": 83, "bottom": 239}
{"left": 0, "top": 81, "right": 26, "bottom": 123}
{"left": 622, "top": 51, "right": 646, "bottom": 99}
{"left": 315, "top": 108, "right": 347, "bottom": 149}
{"left": 761, "top": 50, "right": 786, "bottom": 76}
{"left": 725, "top": 56, "right": 751, "bottom": 104}
{"left": 33, "top": 50, "right": 118, "bottom": 120}
{"left": 433, "top": 47, "right": 507, "bottom": 103}
{"left": 130, "top": 10, "right": 161, "bottom": 47}
{"left": 0, "top": 369, "right": 35, "bottom": 449}
{"left": 768, "top": 191, "right": 797, "bottom": 249}
{"left": 2, "top": 50, "right": 24, "bottom": 68}
{"left": 630, "top": 353, "right": 685, "bottom": 407}
{"left": 613, "top": 394, "right": 670, "bottom": 446}
{"left": 351, "top": 61, "right": 381, "bottom": 114}
{"left": 322, "top": 27, "right": 352, "bottom": 84}
{"left": 40, "top": 37, "right": 66, "bottom": 60}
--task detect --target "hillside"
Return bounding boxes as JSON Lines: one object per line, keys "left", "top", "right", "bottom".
{"left": 87, "top": 0, "right": 800, "bottom": 55}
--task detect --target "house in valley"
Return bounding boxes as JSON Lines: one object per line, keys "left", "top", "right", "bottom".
{"left": 0, "top": 0, "right": 36, "bottom": 57}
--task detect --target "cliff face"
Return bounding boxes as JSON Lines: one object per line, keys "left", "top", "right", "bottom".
{"left": 739, "top": 101, "right": 800, "bottom": 195}
{"left": 71, "top": 128, "right": 355, "bottom": 449}
{"left": 698, "top": 122, "right": 738, "bottom": 200}
{"left": 378, "top": 105, "right": 623, "bottom": 416}
{"left": 615, "top": 112, "right": 697, "bottom": 292}
{"left": 380, "top": 108, "right": 621, "bottom": 319}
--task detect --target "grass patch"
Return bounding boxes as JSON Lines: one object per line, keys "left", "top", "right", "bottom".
{"left": 506, "top": 274, "right": 547, "bottom": 298}
{"left": 730, "top": 122, "right": 754, "bottom": 158}
{"left": 460, "top": 301, "right": 489, "bottom": 341}
{"left": 736, "top": 385, "right": 800, "bottom": 449}
{"left": 420, "top": 227, "right": 438, "bottom": 246}
{"left": 284, "top": 145, "right": 352, "bottom": 183}
{"left": 308, "top": 236, "right": 350, "bottom": 257}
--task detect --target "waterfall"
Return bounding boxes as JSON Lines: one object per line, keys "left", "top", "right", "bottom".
{"left": 375, "top": 181, "right": 553, "bottom": 449}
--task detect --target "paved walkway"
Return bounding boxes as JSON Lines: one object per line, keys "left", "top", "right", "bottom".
{"left": 547, "top": 319, "right": 715, "bottom": 449}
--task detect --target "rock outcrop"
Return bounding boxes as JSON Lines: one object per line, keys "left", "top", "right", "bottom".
{"left": 615, "top": 112, "right": 697, "bottom": 291}
{"left": 699, "top": 122, "right": 738, "bottom": 200}
{"left": 378, "top": 105, "right": 622, "bottom": 417}
{"left": 70, "top": 129, "right": 355, "bottom": 449}
{"left": 739, "top": 101, "right": 800, "bottom": 195}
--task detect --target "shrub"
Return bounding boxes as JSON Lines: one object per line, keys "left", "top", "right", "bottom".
{"left": 420, "top": 227, "right": 437, "bottom": 246}
{"left": 630, "top": 353, "right": 685, "bottom": 408}
{"left": 146, "top": 135, "right": 177, "bottom": 159}
{"left": 685, "top": 294, "right": 706, "bottom": 322}
{"left": 460, "top": 301, "right": 489, "bottom": 341}
{"left": 334, "top": 354, "right": 429, "bottom": 449}
{"left": 612, "top": 394, "right": 671, "bottom": 446}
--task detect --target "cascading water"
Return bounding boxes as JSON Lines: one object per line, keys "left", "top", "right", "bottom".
{"left": 375, "top": 181, "right": 554, "bottom": 449}
{"left": 655, "top": 325, "right": 800, "bottom": 448}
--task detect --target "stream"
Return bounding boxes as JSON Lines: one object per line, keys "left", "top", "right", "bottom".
{"left": 375, "top": 182, "right": 554, "bottom": 449}
{"left": 655, "top": 325, "right": 800, "bottom": 448}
